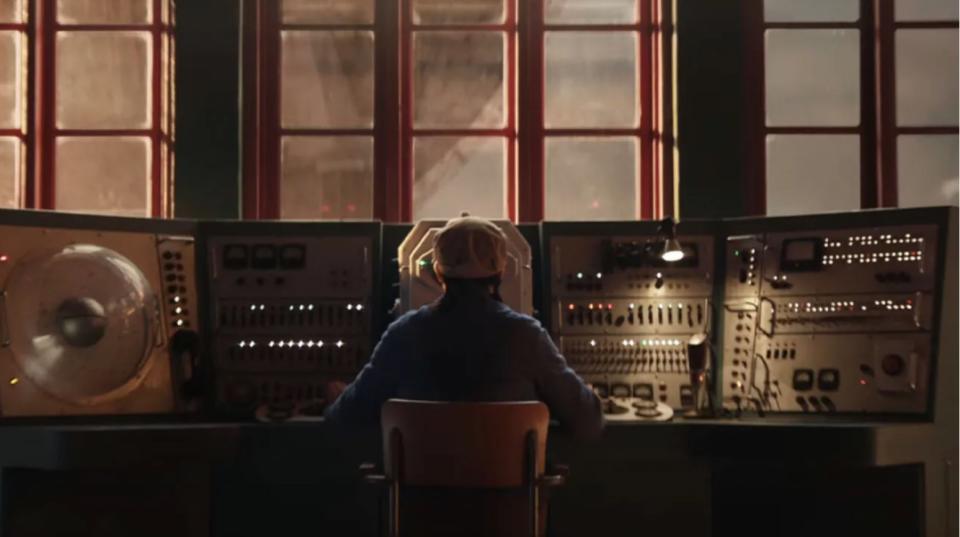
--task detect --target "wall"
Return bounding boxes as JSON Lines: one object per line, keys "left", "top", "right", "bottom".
{"left": 174, "top": 0, "right": 242, "bottom": 220}
{"left": 676, "top": 0, "right": 750, "bottom": 219}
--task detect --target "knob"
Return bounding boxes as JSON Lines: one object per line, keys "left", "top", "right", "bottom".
{"left": 881, "top": 354, "right": 905, "bottom": 376}
{"left": 56, "top": 298, "right": 107, "bottom": 347}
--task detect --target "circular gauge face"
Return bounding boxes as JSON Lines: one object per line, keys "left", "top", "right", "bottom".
{"left": 4, "top": 244, "right": 159, "bottom": 405}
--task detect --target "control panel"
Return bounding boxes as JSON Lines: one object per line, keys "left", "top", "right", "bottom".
{"left": 722, "top": 223, "right": 941, "bottom": 416}
{"left": 0, "top": 210, "right": 199, "bottom": 417}
{"left": 397, "top": 220, "right": 533, "bottom": 315}
{"left": 543, "top": 224, "right": 715, "bottom": 420}
{"left": 203, "top": 223, "right": 380, "bottom": 415}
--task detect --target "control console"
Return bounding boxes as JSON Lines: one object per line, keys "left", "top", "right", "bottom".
{"left": 202, "top": 222, "right": 380, "bottom": 415}
{"left": 722, "top": 214, "right": 946, "bottom": 417}
{"left": 542, "top": 222, "right": 716, "bottom": 420}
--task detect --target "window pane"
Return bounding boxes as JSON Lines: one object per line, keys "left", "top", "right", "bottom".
{"left": 763, "top": 0, "right": 858, "bottom": 22}
{"left": 0, "top": 137, "right": 20, "bottom": 208}
{"left": 281, "top": 31, "right": 374, "bottom": 129}
{"left": 766, "top": 135, "right": 860, "bottom": 216}
{"left": 56, "top": 32, "right": 151, "bottom": 130}
{"left": 413, "top": 0, "right": 505, "bottom": 24}
{"left": 765, "top": 29, "right": 859, "bottom": 126}
{"left": 0, "top": 0, "right": 23, "bottom": 23}
{"left": 545, "top": 137, "right": 636, "bottom": 220}
{"left": 545, "top": 32, "right": 637, "bottom": 128}
{"left": 413, "top": 137, "right": 506, "bottom": 220}
{"left": 280, "top": 136, "right": 373, "bottom": 220}
{"left": 281, "top": 0, "right": 374, "bottom": 25}
{"left": 896, "top": 29, "right": 959, "bottom": 127}
{"left": 896, "top": 0, "right": 959, "bottom": 21}
{"left": 0, "top": 31, "right": 22, "bottom": 129}
{"left": 545, "top": 0, "right": 637, "bottom": 24}
{"left": 55, "top": 137, "right": 150, "bottom": 217}
{"left": 414, "top": 32, "right": 505, "bottom": 129}
{"left": 57, "top": 0, "right": 151, "bottom": 25}
{"left": 898, "top": 135, "right": 959, "bottom": 207}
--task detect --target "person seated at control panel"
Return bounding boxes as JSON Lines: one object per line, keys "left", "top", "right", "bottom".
{"left": 324, "top": 215, "right": 604, "bottom": 439}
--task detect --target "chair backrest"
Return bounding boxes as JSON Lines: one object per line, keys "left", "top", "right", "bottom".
{"left": 381, "top": 399, "right": 549, "bottom": 488}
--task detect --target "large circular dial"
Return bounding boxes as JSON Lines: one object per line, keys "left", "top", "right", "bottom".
{"left": 3, "top": 244, "right": 159, "bottom": 405}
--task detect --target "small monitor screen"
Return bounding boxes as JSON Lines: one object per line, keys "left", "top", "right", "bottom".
{"left": 780, "top": 238, "right": 823, "bottom": 272}
{"left": 784, "top": 240, "right": 816, "bottom": 262}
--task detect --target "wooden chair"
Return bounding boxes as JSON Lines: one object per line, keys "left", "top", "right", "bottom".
{"left": 360, "top": 399, "right": 568, "bottom": 537}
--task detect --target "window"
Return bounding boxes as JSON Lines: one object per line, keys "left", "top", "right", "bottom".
{"left": 0, "top": 0, "right": 26, "bottom": 208}
{"left": 745, "top": 0, "right": 959, "bottom": 215}
{"left": 0, "top": 0, "right": 174, "bottom": 216}
{"left": 892, "top": 3, "right": 958, "bottom": 207}
{"left": 244, "top": 0, "right": 674, "bottom": 222}
{"left": 406, "top": 0, "right": 513, "bottom": 220}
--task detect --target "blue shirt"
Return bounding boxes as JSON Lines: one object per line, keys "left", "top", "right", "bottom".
{"left": 324, "top": 286, "right": 604, "bottom": 439}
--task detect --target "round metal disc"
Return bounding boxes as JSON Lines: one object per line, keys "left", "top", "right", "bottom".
{"left": 4, "top": 244, "right": 159, "bottom": 405}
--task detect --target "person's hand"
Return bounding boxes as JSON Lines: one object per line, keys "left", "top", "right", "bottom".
{"left": 323, "top": 381, "right": 348, "bottom": 404}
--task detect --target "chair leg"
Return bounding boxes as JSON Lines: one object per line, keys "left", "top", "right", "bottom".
{"left": 525, "top": 430, "right": 540, "bottom": 537}
{"left": 388, "top": 429, "right": 402, "bottom": 537}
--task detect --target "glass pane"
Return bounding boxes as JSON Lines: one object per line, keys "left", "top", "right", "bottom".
{"left": 764, "top": 0, "right": 858, "bottom": 22}
{"left": 414, "top": 32, "right": 505, "bottom": 129}
{"left": 413, "top": 137, "right": 506, "bottom": 220}
{"left": 545, "top": 0, "right": 637, "bottom": 24}
{"left": 766, "top": 135, "right": 860, "bottom": 216}
{"left": 896, "top": 0, "right": 959, "bottom": 21}
{"left": 281, "top": 0, "right": 374, "bottom": 25}
{"left": 898, "top": 135, "right": 959, "bottom": 207}
{"left": 413, "top": 0, "right": 505, "bottom": 24}
{"left": 56, "top": 32, "right": 151, "bottom": 130}
{"left": 896, "top": 29, "right": 959, "bottom": 127}
{"left": 0, "top": 31, "right": 22, "bottom": 129}
{"left": 57, "top": 0, "right": 151, "bottom": 25}
{"left": 55, "top": 137, "right": 151, "bottom": 217}
{"left": 545, "top": 32, "right": 637, "bottom": 128}
{"left": 280, "top": 136, "right": 373, "bottom": 220}
{"left": 281, "top": 31, "right": 374, "bottom": 129}
{"left": 0, "top": 0, "right": 23, "bottom": 23}
{"left": 0, "top": 137, "right": 20, "bottom": 208}
{"left": 545, "top": 137, "right": 637, "bottom": 220}
{"left": 765, "top": 29, "right": 859, "bottom": 126}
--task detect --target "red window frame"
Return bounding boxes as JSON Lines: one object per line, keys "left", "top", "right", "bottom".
{"left": 244, "top": 0, "right": 674, "bottom": 223}
{"left": 0, "top": 1, "right": 29, "bottom": 208}
{"left": 743, "top": 0, "right": 959, "bottom": 214}
{"left": 400, "top": 0, "right": 517, "bottom": 222}
{"left": 25, "top": 0, "right": 175, "bottom": 217}
{"left": 876, "top": 3, "right": 959, "bottom": 205}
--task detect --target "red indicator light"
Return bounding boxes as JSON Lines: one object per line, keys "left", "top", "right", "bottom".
{"left": 858, "top": 379, "right": 867, "bottom": 386}
{"left": 0, "top": 255, "right": 7, "bottom": 263}
{"left": 607, "top": 304, "right": 614, "bottom": 310}
{"left": 568, "top": 304, "right": 575, "bottom": 311}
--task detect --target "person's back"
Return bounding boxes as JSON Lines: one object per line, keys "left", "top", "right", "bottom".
{"left": 324, "top": 216, "right": 603, "bottom": 439}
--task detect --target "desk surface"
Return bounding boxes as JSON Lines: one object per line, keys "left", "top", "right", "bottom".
{"left": 0, "top": 417, "right": 943, "bottom": 470}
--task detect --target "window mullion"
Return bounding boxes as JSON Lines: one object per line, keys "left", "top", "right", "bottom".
{"left": 873, "top": 0, "right": 898, "bottom": 207}
{"left": 639, "top": 0, "right": 653, "bottom": 219}
{"left": 517, "top": 0, "right": 544, "bottom": 222}
{"left": 399, "top": 0, "right": 412, "bottom": 221}
{"left": 33, "top": 0, "right": 55, "bottom": 210}
{"left": 374, "top": 0, "right": 401, "bottom": 222}
{"left": 150, "top": 0, "right": 163, "bottom": 217}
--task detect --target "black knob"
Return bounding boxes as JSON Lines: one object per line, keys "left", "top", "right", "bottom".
{"left": 881, "top": 354, "right": 905, "bottom": 376}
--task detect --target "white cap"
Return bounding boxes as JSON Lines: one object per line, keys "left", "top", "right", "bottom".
{"left": 432, "top": 213, "right": 507, "bottom": 279}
